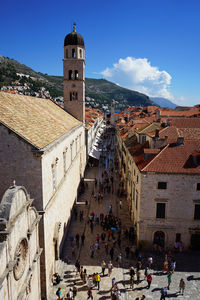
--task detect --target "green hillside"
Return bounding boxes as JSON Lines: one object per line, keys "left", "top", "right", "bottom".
{"left": 0, "top": 56, "right": 154, "bottom": 110}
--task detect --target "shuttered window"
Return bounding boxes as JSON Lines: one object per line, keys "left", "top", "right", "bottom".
{"left": 156, "top": 203, "right": 166, "bottom": 218}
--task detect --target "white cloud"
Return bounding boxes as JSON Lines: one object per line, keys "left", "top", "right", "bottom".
{"left": 101, "top": 57, "right": 173, "bottom": 99}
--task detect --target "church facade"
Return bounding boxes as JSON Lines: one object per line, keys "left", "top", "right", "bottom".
{"left": 0, "top": 186, "right": 41, "bottom": 300}
{"left": 0, "top": 26, "right": 87, "bottom": 298}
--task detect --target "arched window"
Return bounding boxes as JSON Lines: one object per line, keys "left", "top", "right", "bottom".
{"left": 79, "top": 49, "right": 82, "bottom": 58}
{"left": 75, "top": 70, "right": 78, "bottom": 80}
{"left": 72, "top": 48, "right": 76, "bottom": 58}
{"left": 65, "top": 49, "right": 68, "bottom": 58}
{"left": 69, "top": 70, "right": 73, "bottom": 80}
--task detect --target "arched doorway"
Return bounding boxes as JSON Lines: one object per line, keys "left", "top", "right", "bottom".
{"left": 153, "top": 231, "right": 165, "bottom": 248}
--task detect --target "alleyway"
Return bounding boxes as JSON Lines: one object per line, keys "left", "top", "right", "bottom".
{"left": 50, "top": 128, "right": 200, "bottom": 300}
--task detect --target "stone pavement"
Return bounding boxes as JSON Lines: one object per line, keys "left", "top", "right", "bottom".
{"left": 50, "top": 133, "right": 200, "bottom": 300}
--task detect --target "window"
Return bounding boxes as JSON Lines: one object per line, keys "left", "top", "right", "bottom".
{"left": 156, "top": 203, "right": 166, "bottom": 218}
{"left": 75, "top": 70, "right": 78, "bottom": 80}
{"left": 194, "top": 204, "right": 200, "bottom": 220}
{"left": 197, "top": 183, "right": 200, "bottom": 190}
{"left": 72, "top": 48, "right": 76, "bottom": 58}
{"left": 79, "top": 49, "right": 82, "bottom": 58}
{"left": 65, "top": 49, "right": 68, "bottom": 58}
{"left": 135, "top": 191, "right": 138, "bottom": 210}
{"left": 70, "top": 92, "right": 78, "bottom": 101}
{"left": 63, "top": 148, "right": 67, "bottom": 173}
{"left": 158, "top": 182, "right": 167, "bottom": 189}
{"left": 52, "top": 164, "right": 57, "bottom": 190}
{"left": 69, "top": 70, "right": 73, "bottom": 80}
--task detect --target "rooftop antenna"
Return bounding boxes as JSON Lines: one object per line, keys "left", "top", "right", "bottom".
{"left": 73, "top": 22, "right": 76, "bottom": 32}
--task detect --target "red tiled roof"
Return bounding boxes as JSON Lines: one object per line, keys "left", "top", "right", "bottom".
{"left": 141, "top": 140, "right": 200, "bottom": 174}
{"left": 170, "top": 118, "right": 200, "bottom": 128}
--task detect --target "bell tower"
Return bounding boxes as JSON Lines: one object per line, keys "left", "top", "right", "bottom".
{"left": 63, "top": 24, "right": 85, "bottom": 123}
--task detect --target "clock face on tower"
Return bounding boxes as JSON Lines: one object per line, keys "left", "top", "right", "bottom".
{"left": 13, "top": 238, "right": 28, "bottom": 280}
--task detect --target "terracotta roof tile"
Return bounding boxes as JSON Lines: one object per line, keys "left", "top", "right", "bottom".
{"left": 0, "top": 92, "right": 81, "bottom": 149}
{"left": 142, "top": 141, "right": 200, "bottom": 174}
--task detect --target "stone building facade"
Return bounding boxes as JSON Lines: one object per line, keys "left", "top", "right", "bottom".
{"left": 0, "top": 93, "right": 86, "bottom": 298}
{"left": 0, "top": 185, "right": 41, "bottom": 300}
{"left": 116, "top": 126, "right": 200, "bottom": 250}
{"left": 0, "top": 26, "right": 87, "bottom": 298}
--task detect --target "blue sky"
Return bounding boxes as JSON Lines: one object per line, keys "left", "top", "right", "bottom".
{"left": 0, "top": 0, "right": 200, "bottom": 106}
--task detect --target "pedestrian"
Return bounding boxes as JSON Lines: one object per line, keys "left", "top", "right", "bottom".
{"left": 101, "top": 260, "right": 106, "bottom": 276}
{"left": 96, "top": 273, "right": 101, "bottom": 290}
{"left": 72, "top": 282, "right": 77, "bottom": 298}
{"left": 136, "top": 269, "right": 141, "bottom": 284}
{"left": 146, "top": 273, "right": 152, "bottom": 289}
{"left": 105, "top": 242, "right": 109, "bottom": 254}
{"left": 167, "top": 272, "right": 172, "bottom": 290}
{"left": 90, "top": 222, "right": 94, "bottom": 233}
{"left": 81, "top": 233, "right": 85, "bottom": 245}
{"left": 141, "top": 296, "right": 146, "bottom": 300}
{"left": 125, "top": 246, "right": 130, "bottom": 258}
{"left": 148, "top": 255, "right": 153, "bottom": 269}
{"left": 75, "top": 233, "right": 79, "bottom": 246}
{"left": 119, "top": 200, "right": 122, "bottom": 209}
{"left": 107, "top": 230, "right": 111, "bottom": 241}
{"left": 116, "top": 253, "right": 122, "bottom": 267}
{"left": 170, "top": 259, "right": 176, "bottom": 273}
{"left": 87, "top": 288, "right": 93, "bottom": 299}
{"left": 90, "top": 244, "right": 94, "bottom": 258}
{"left": 130, "top": 267, "right": 135, "bottom": 290}
{"left": 108, "top": 261, "right": 113, "bottom": 276}
{"left": 82, "top": 269, "right": 87, "bottom": 283}
{"left": 110, "top": 247, "right": 114, "bottom": 260}
{"left": 75, "top": 259, "right": 80, "bottom": 274}
{"left": 67, "top": 288, "right": 73, "bottom": 299}
{"left": 160, "top": 288, "right": 167, "bottom": 300}
{"left": 179, "top": 278, "right": 185, "bottom": 295}
{"left": 56, "top": 287, "right": 61, "bottom": 299}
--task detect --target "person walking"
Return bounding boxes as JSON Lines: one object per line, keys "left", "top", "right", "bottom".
{"left": 179, "top": 278, "right": 185, "bottom": 295}
{"left": 108, "top": 261, "right": 113, "bottom": 277}
{"left": 167, "top": 272, "right": 172, "bottom": 290}
{"left": 90, "top": 244, "right": 94, "bottom": 258}
{"left": 160, "top": 288, "right": 167, "bottom": 300}
{"left": 96, "top": 273, "right": 101, "bottom": 290}
{"left": 110, "top": 247, "right": 114, "bottom": 260}
{"left": 87, "top": 288, "right": 93, "bottom": 299}
{"left": 101, "top": 260, "right": 106, "bottom": 276}
{"left": 146, "top": 273, "right": 152, "bottom": 289}
{"left": 72, "top": 282, "right": 77, "bottom": 298}
{"left": 105, "top": 242, "right": 109, "bottom": 255}
{"left": 56, "top": 287, "right": 61, "bottom": 299}
{"left": 81, "top": 233, "right": 85, "bottom": 245}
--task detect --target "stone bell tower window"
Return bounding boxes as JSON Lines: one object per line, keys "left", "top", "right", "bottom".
{"left": 72, "top": 48, "right": 76, "bottom": 58}
{"left": 79, "top": 49, "right": 82, "bottom": 58}
{"left": 65, "top": 49, "right": 68, "bottom": 58}
{"left": 70, "top": 92, "right": 78, "bottom": 101}
{"left": 69, "top": 70, "right": 73, "bottom": 80}
{"left": 75, "top": 70, "right": 78, "bottom": 80}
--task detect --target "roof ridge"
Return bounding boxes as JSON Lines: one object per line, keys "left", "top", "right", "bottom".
{"left": 141, "top": 144, "right": 169, "bottom": 172}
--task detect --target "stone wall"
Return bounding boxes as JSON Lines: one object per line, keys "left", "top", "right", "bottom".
{"left": 139, "top": 173, "right": 200, "bottom": 249}
{"left": 0, "top": 125, "right": 43, "bottom": 210}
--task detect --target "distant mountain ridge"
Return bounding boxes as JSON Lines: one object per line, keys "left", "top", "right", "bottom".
{"left": 0, "top": 56, "right": 176, "bottom": 110}
{"left": 150, "top": 97, "right": 177, "bottom": 109}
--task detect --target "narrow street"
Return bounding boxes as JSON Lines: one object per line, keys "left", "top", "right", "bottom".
{"left": 50, "top": 128, "right": 200, "bottom": 300}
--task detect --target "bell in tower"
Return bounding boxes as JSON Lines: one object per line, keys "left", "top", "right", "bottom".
{"left": 63, "top": 24, "right": 85, "bottom": 123}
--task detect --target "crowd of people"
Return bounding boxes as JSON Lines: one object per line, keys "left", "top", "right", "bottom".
{"left": 55, "top": 126, "right": 187, "bottom": 300}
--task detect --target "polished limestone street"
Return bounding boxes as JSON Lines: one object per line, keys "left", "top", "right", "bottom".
{"left": 50, "top": 131, "right": 200, "bottom": 300}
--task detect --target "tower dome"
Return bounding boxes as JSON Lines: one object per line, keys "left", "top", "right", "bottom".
{"left": 64, "top": 24, "right": 84, "bottom": 47}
